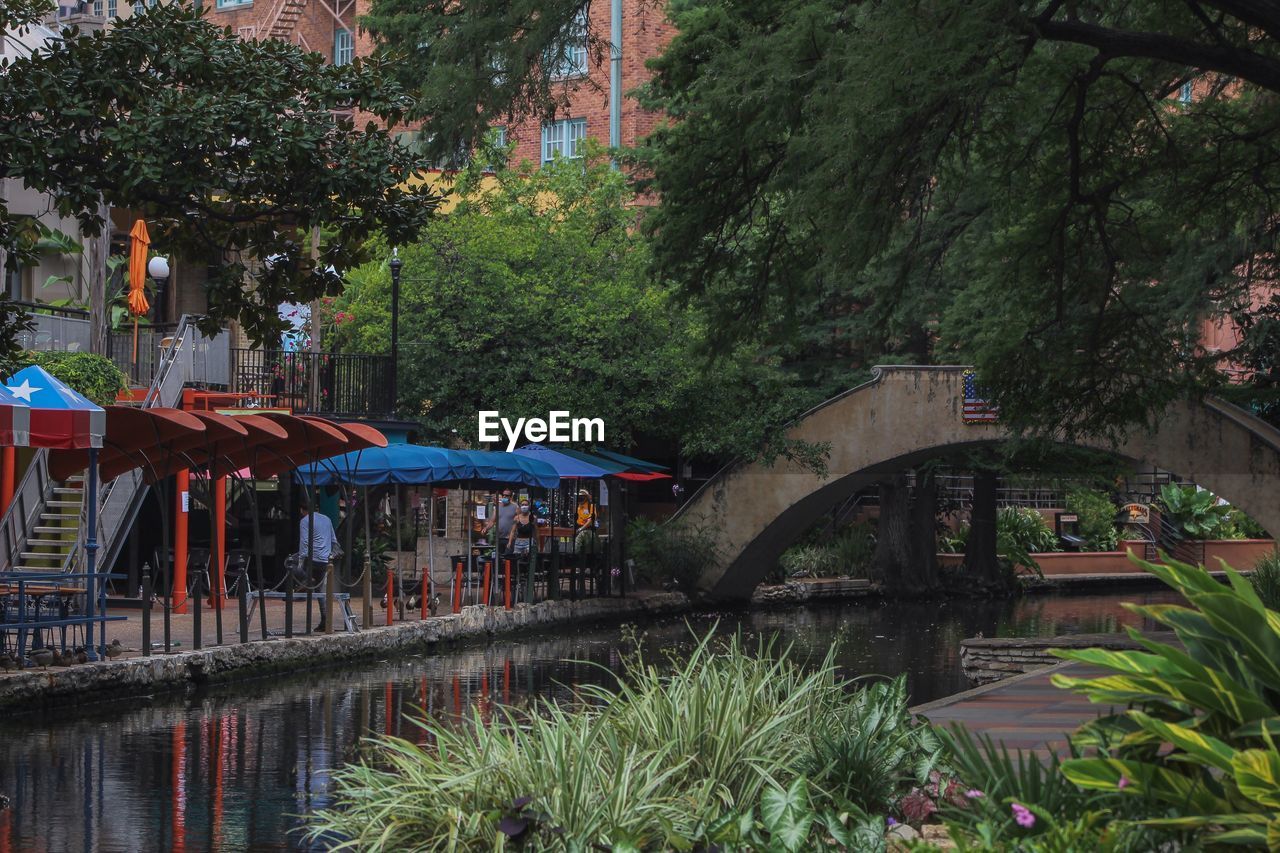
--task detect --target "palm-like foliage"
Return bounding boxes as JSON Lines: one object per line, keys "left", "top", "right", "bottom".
{"left": 1054, "top": 556, "right": 1280, "bottom": 847}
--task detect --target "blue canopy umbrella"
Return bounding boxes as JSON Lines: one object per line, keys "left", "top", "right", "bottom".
{"left": 294, "top": 444, "right": 470, "bottom": 486}
{"left": 512, "top": 444, "right": 614, "bottom": 479}
{"left": 443, "top": 450, "right": 560, "bottom": 489}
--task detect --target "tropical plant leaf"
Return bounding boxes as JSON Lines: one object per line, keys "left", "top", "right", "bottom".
{"left": 1232, "top": 749, "right": 1280, "bottom": 809}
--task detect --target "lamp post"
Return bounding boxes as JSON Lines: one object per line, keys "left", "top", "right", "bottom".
{"left": 147, "top": 255, "right": 170, "bottom": 324}
{"left": 389, "top": 250, "right": 402, "bottom": 413}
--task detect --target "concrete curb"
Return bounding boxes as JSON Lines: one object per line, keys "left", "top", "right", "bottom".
{"left": 0, "top": 593, "right": 690, "bottom": 712}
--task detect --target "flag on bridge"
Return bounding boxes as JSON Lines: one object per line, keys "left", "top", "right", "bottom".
{"left": 962, "top": 370, "right": 998, "bottom": 424}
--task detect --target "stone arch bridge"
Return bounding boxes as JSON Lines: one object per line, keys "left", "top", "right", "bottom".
{"left": 675, "top": 366, "right": 1280, "bottom": 601}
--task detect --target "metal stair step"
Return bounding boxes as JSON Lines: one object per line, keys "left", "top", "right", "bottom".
{"left": 25, "top": 539, "right": 71, "bottom": 547}
{"left": 53, "top": 487, "right": 83, "bottom": 495}
{"left": 39, "top": 513, "right": 79, "bottom": 521}
{"left": 19, "top": 552, "right": 64, "bottom": 560}
{"left": 33, "top": 526, "right": 71, "bottom": 534}
{"left": 47, "top": 500, "right": 82, "bottom": 507}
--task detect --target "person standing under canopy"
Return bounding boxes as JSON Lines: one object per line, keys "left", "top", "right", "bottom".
{"left": 299, "top": 495, "right": 337, "bottom": 631}
{"left": 484, "top": 488, "right": 519, "bottom": 554}
{"left": 576, "top": 488, "right": 596, "bottom": 534}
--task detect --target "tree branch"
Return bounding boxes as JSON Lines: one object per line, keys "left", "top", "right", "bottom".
{"left": 1034, "top": 17, "right": 1280, "bottom": 94}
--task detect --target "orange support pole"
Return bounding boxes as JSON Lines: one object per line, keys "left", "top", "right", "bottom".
{"left": 482, "top": 560, "right": 492, "bottom": 608}
{"left": 213, "top": 476, "right": 226, "bottom": 609}
{"left": 420, "top": 570, "right": 428, "bottom": 620}
{"left": 452, "top": 561, "right": 462, "bottom": 614}
{"left": 174, "top": 469, "right": 190, "bottom": 615}
{"left": 504, "top": 558, "right": 511, "bottom": 610}
{"left": 0, "top": 446, "right": 14, "bottom": 518}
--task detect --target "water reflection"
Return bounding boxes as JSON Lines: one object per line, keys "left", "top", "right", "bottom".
{"left": 0, "top": 588, "right": 1178, "bottom": 851}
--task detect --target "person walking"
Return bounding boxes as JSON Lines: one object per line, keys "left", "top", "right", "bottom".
{"left": 483, "top": 489, "right": 520, "bottom": 555}
{"left": 507, "top": 502, "right": 536, "bottom": 556}
{"left": 299, "top": 495, "right": 337, "bottom": 632}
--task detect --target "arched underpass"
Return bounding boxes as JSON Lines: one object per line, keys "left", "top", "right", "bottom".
{"left": 675, "top": 366, "right": 1280, "bottom": 601}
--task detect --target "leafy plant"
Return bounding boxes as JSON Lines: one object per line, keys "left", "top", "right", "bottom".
{"left": 1249, "top": 550, "right": 1280, "bottom": 611}
{"left": 306, "top": 629, "right": 917, "bottom": 850}
{"left": 21, "top": 351, "right": 126, "bottom": 406}
{"left": 626, "top": 517, "right": 719, "bottom": 591}
{"left": 1052, "top": 556, "right": 1280, "bottom": 847}
{"left": 997, "top": 507, "right": 1060, "bottom": 556}
{"left": 777, "top": 521, "right": 876, "bottom": 580}
{"left": 1226, "top": 508, "right": 1271, "bottom": 540}
{"left": 1064, "top": 488, "right": 1119, "bottom": 552}
{"left": 1157, "top": 484, "right": 1234, "bottom": 539}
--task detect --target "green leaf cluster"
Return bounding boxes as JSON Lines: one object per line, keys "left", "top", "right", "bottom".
{"left": 20, "top": 350, "right": 127, "bottom": 407}
{"left": 1157, "top": 484, "right": 1234, "bottom": 540}
{"left": 1065, "top": 488, "right": 1120, "bottom": 552}
{"left": 1051, "top": 556, "right": 1280, "bottom": 847}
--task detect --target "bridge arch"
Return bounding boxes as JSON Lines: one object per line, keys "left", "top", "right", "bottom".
{"left": 676, "top": 366, "right": 1280, "bottom": 600}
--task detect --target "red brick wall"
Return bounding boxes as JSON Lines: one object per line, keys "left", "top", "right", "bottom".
{"left": 208, "top": 0, "right": 355, "bottom": 64}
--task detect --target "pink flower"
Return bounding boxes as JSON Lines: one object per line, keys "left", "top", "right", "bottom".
{"left": 965, "top": 789, "right": 984, "bottom": 799}
{"left": 1011, "top": 803, "right": 1035, "bottom": 829}
{"left": 1117, "top": 776, "right": 1130, "bottom": 789}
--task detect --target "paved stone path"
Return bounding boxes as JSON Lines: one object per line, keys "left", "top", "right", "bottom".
{"left": 915, "top": 662, "right": 1112, "bottom": 757}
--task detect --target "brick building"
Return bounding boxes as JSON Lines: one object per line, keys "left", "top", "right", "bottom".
{"left": 205, "top": 0, "right": 675, "bottom": 167}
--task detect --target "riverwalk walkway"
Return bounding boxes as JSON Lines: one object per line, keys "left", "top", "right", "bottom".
{"left": 914, "top": 662, "right": 1109, "bottom": 756}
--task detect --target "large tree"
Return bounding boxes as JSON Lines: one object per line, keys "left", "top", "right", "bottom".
{"left": 1, "top": 1, "right": 439, "bottom": 343}
{"left": 332, "top": 148, "right": 819, "bottom": 461}
{"left": 635, "top": 0, "right": 1280, "bottom": 441}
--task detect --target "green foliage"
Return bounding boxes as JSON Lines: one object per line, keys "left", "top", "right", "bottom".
{"left": 997, "top": 507, "right": 1059, "bottom": 557}
{"left": 634, "top": 0, "right": 1280, "bottom": 440}
{"left": 1064, "top": 489, "right": 1119, "bottom": 552}
{"left": 21, "top": 351, "right": 126, "bottom": 406}
{"left": 304, "top": 630, "right": 923, "bottom": 850}
{"left": 1051, "top": 556, "right": 1280, "bottom": 848}
{"left": 0, "top": 2, "right": 437, "bottom": 345}
{"left": 1157, "top": 484, "right": 1234, "bottom": 539}
{"left": 778, "top": 521, "right": 875, "bottom": 580}
{"left": 1227, "top": 508, "right": 1271, "bottom": 540}
{"left": 0, "top": 298, "right": 35, "bottom": 381}
{"left": 626, "top": 517, "right": 719, "bottom": 591}
{"left": 336, "top": 149, "right": 822, "bottom": 466}
{"left": 1249, "top": 551, "right": 1280, "bottom": 611}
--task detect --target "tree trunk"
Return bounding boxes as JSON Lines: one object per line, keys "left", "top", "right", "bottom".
{"left": 873, "top": 472, "right": 913, "bottom": 591}
{"left": 963, "top": 468, "right": 1003, "bottom": 587}
{"left": 87, "top": 200, "right": 110, "bottom": 356}
{"left": 909, "top": 467, "right": 939, "bottom": 590}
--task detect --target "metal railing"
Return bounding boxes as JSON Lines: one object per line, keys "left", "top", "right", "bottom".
{"left": 14, "top": 303, "right": 93, "bottom": 353}
{"left": 230, "top": 348, "right": 394, "bottom": 418}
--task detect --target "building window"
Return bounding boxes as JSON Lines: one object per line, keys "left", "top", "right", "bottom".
{"left": 215, "top": 0, "right": 253, "bottom": 9}
{"left": 333, "top": 29, "right": 354, "bottom": 66}
{"left": 92, "top": 0, "right": 102, "bottom": 15}
{"left": 541, "top": 118, "right": 586, "bottom": 163}
{"left": 106, "top": 0, "right": 116, "bottom": 17}
{"left": 133, "top": 0, "right": 144, "bottom": 14}
{"left": 483, "top": 126, "right": 508, "bottom": 172}
{"left": 1179, "top": 81, "right": 1194, "bottom": 104}
{"left": 548, "top": 7, "right": 589, "bottom": 78}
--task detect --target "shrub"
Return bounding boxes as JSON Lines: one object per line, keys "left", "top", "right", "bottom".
{"left": 304, "top": 631, "right": 905, "bottom": 850}
{"left": 1065, "top": 488, "right": 1119, "bottom": 551}
{"left": 1052, "top": 556, "right": 1280, "bottom": 847}
{"left": 777, "top": 522, "right": 875, "bottom": 579}
{"left": 1157, "top": 483, "right": 1234, "bottom": 539}
{"left": 1226, "top": 508, "right": 1271, "bottom": 540}
{"left": 997, "top": 507, "right": 1059, "bottom": 556}
{"left": 1248, "top": 550, "right": 1280, "bottom": 610}
{"left": 22, "top": 350, "right": 127, "bottom": 406}
{"left": 626, "top": 517, "right": 719, "bottom": 591}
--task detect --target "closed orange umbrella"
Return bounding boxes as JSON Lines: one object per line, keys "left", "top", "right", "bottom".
{"left": 128, "top": 219, "right": 151, "bottom": 361}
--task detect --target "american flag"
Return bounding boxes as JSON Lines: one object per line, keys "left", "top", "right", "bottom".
{"left": 962, "top": 370, "right": 998, "bottom": 423}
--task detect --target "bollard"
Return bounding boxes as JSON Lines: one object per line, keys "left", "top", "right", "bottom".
{"left": 362, "top": 559, "right": 373, "bottom": 628}
{"left": 238, "top": 575, "right": 249, "bottom": 644}
{"left": 284, "top": 565, "right": 294, "bottom": 639}
{"left": 504, "top": 558, "right": 512, "bottom": 610}
{"left": 141, "top": 569, "right": 152, "bottom": 657}
{"left": 192, "top": 572, "right": 202, "bottom": 651}
{"left": 386, "top": 571, "right": 394, "bottom": 627}
{"left": 452, "top": 559, "right": 463, "bottom": 614}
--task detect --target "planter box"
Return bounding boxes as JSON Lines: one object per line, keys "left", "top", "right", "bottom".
{"left": 936, "top": 539, "right": 1275, "bottom": 577}
{"left": 1203, "top": 539, "right": 1275, "bottom": 570}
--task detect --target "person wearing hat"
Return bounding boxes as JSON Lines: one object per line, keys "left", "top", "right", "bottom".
{"left": 575, "top": 488, "right": 596, "bottom": 534}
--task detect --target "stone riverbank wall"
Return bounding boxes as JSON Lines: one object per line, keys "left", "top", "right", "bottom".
{"left": 0, "top": 593, "right": 689, "bottom": 712}
{"left": 960, "top": 632, "right": 1171, "bottom": 685}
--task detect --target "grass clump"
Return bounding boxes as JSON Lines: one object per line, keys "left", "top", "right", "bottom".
{"left": 305, "top": 630, "right": 943, "bottom": 851}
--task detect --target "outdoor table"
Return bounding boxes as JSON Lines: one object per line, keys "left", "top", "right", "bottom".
{"left": 536, "top": 526, "right": 576, "bottom": 551}
{"left": 0, "top": 583, "right": 88, "bottom": 653}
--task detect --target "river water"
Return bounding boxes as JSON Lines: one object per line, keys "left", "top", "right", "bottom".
{"left": 0, "top": 588, "right": 1178, "bottom": 851}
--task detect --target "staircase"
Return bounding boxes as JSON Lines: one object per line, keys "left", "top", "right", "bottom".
{"left": 263, "top": 0, "right": 307, "bottom": 40}
{"left": 0, "top": 316, "right": 211, "bottom": 576}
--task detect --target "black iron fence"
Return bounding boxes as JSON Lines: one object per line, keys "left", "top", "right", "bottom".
{"left": 230, "top": 349, "right": 394, "bottom": 418}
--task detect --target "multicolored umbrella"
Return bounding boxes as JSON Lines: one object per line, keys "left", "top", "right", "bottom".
{"left": 5, "top": 365, "right": 105, "bottom": 449}
{"left": 0, "top": 384, "right": 31, "bottom": 447}
{"left": 127, "top": 219, "right": 151, "bottom": 361}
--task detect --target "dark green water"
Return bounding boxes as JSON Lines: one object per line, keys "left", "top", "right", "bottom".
{"left": 0, "top": 588, "right": 1177, "bottom": 851}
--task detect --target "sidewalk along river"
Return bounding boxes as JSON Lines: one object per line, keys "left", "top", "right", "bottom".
{"left": 0, "top": 588, "right": 1179, "bottom": 851}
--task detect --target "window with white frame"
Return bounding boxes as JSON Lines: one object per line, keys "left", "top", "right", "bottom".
{"left": 333, "top": 29, "right": 354, "bottom": 66}
{"left": 541, "top": 118, "right": 586, "bottom": 163}
{"left": 133, "top": 0, "right": 144, "bottom": 14}
{"left": 547, "top": 7, "right": 589, "bottom": 78}
{"left": 1179, "top": 81, "right": 1194, "bottom": 104}
{"left": 483, "top": 126, "right": 508, "bottom": 172}
{"left": 106, "top": 0, "right": 116, "bottom": 17}
{"left": 215, "top": 0, "right": 253, "bottom": 9}
{"left": 92, "top": 0, "right": 102, "bottom": 15}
